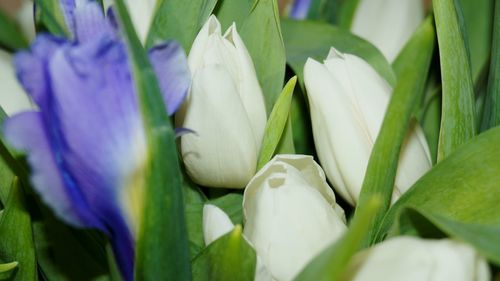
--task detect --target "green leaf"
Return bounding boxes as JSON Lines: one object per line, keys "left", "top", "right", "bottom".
{"left": 481, "top": 0, "right": 500, "bottom": 130}
{"left": 306, "top": 0, "right": 338, "bottom": 24}
{"left": 146, "top": 0, "right": 218, "bottom": 51}
{"left": 0, "top": 262, "right": 17, "bottom": 273}
{"left": 113, "top": 1, "right": 191, "bottom": 280}
{"left": 240, "top": 0, "right": 286, "bottom": 113}
{"left": 34, "top": 0, "right": 70, "bottom": 37}
{"left": 354, "top": 17, "right": 435, "bottom": 246}
{"left": 257, "top": 76, "right": 296, "bottom": 169}
{"left": 209, "top": 193, "right": 244, "bottom": 226}
{"left": 434, "top": 0, "right": 476, "bottom": 161}
{"left": 0, "top": 10, "right": 28, "bottom": 51}
{"left": 376, "top": 126, "right": 500, "bottom": 265}
{"left": 337, "top": 0, "right": 360, "bottom": 29}
{"left": 418, "top": 88, "right": 442, "bottom": 164}
{"left": 0, "top": 179, "right": 36, "bottom": 281}
{"left": 281, "top": 19, "right": 396, "bottom": 88}
{"left": 459, "top": 0, "right": 494, "bottom": 81}
{"left": 33, "top": 212, "right": 112, "bottom": 281}
{"left": 294, "top": 196, "right": 381, "bottom": 281}
{"left": 213, "top": 0, "right": 253, "bottom": 30}
{"left": 192, "top": 225, "right": 256, "bottom": 281}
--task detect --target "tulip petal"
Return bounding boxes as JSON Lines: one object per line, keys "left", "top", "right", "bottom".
{"left": 351, "top": 0, "right": 425, "bottom": 62}
{"left": 243, "top": 155, "right": 347, "bottom": 281}
{"left": 123, "top": 0, "right": 157, "bottom": 43}
{"left": 203, "top": 204, "right": 235, "bottom": 245}
{"left": 177, "top": 64, "right": 258, "bottom": 188}
{"left": 148, "top": 41, "right": 191, "bottom": 115}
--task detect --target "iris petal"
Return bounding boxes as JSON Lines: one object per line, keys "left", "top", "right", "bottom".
{"left": 149, "top": 41, "right": 191, "bottom": 115}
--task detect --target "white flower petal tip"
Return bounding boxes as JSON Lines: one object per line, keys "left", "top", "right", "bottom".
{"left": 202, "top": 204, "right": 235, "bottom": 246}
{"left": 176, "top": 15, "right": 267, "bottom": 189}
{"left": 243, "top": 154, "right": 347, "bottom": 281}
{"left": 304, "top": 49, "right": 432, "bottom": 206}
{"left": 346, "top": 237, "right": 491, "bottom": 281}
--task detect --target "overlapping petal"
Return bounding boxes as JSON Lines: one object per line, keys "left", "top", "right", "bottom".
{"left": 3, "top": 1, "right": 190, "bottom": 280}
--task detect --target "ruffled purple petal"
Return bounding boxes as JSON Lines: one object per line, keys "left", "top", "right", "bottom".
{"left": 74, "top": 1, "right": 113, "bottom": 43}
{"left": 59, "top": 0, "right": 76, "bottom": 35}
{"left": 290, "top": 0, "right": 312, "bottom": 19}
{"left": 149, "top": 41, "right": 191, "bottom": 115}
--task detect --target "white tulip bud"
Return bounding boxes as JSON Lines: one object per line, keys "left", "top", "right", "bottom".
{"left": 345, "top": 237, "right": 490, "bottom": 281}
{"left": 176, "top": 15, "right": 267, "bottom": 189}
{"left": 351, "top": 0, "right": 425, "bottom": 62}
{"left": 202, "top": 204, "right": 273, "bottom": 281}
{"left": 243, "top": 154, "right": 347, "bottom": 281}
{"left": 0, "top": 50, "right": 34, "bottom": 116}
{"left": 123, "top": 0, "right": 157, "bottom": 43}
{"left": 304, "top": 48, "right": 431, "bottom": 206}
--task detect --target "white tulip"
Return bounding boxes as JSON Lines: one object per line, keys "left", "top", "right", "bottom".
{"left": 304, "top": 48, "right": 431, "bottom": 206}
{"left": 176, "top": 15, "right": 267, "bottom": 189}
{"left": 0, "top": 50, "right": 33, "bottom": 116}
{"left": 123, "top": 0, "right": 157, "bottom": 43}
{"left": 202, "top": 204, "right": 273, "bottom": 281}
{"left": 243, "top": 154, "right": 347, "bottom": 281}
{"left": 344, "top": 237, "right": 490, "bottom": 281}
{"left": 351, "top": 0, "right": 425, "bottom": 62}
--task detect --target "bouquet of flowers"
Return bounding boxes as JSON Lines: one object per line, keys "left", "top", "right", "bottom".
{"left": 0, "top": 0, "right": 498, "bottom": 280}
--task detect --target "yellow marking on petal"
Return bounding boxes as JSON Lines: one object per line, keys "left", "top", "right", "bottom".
{"left": 122, "top": 155, "right": 147, "bottom": 237}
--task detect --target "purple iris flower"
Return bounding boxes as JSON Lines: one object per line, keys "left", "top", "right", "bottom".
{"left": 3, "top": 1, "right": 190, "bottom": 280}
{"left": 290, "top": 0, "right": 312, "bottom": 19}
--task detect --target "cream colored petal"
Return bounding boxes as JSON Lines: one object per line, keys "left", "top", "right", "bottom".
{"left": 123, "top": 0, "right": 157, "bottom": 44}
{"left": 243, "top": 154, "right": 347, "bottom": 281}
{"left": 203, "top": 204, "right": 235, "bottom": 245}
{"left": 178, "top": 65, "right": 258, "bottom": 188}
{"left": 0, "top": 50, "right": 33, "bottom": 115}
{"left": 351, "top": 0, "right": 425, "bottom": 62}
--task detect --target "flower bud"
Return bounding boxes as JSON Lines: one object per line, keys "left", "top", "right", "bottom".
{"left": 243, "top": 154, "right": 347, "bottom": 281}
{"left": 345, "top": 237, "right": 490, "bottom": 281}
{"left": 351, "top": 0, "right": 425, "bottom": 62}
{"left": 304, "top": 48, "right": 432, "bottom": 205}
{"left": 176, "top": 15, "right": 267, "bottom": 188}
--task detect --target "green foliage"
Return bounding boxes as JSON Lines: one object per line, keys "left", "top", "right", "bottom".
{"left": 192, "top": 226, "right": 256, "bottom": 281}
{"left": 257, "top": 76, "right": 296, "bottom": 169}
{"left": 240, "top": 0, "right": 286, "bottom": 113}
{"left": 146, "top": 0, "right": 218, "bottom": 51}
{"left": 281, "top": 19, "right": 396, "bottom": 87}
{"left": 34, "top": 0, "right": 70, "bottom": 37}
{"left": 376, "top": 126, "right": 500, "bottom": 265}
{"left": 113, "top": 1, "right": 191, "bottom": 280}
{"left": 306, "top": 0, "right": 338, "bottom": 24}
{"left": 0, "top": 10, "right": 28, "bottom": 51}
{"left": 481, "top": 0, "right": 500, "bottom": 130}
{"left": 355, "top": 17, "right": 436, "bottom": 246}
{"left": 434, "top": 0, "right": 476, "bottom": 161}
{"left": 213, "top": 0, "right": 253, "bottom": 30}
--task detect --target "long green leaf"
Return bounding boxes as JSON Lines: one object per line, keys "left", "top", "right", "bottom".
{"left": 192, "top": 226, "right": 256, "bottom": 281}
{"left": 434, "top": 0, "right": 476, "bottom": 161}
{"left": 0, "top": 179, "right": 36, "bottom": 281}
{"left": 459, "top": 0, "right": 494, "bottom": 81}
{"left": 281, "top": 19, "right": 396, "bottom": 87}
{"left": 481, "top": 0, "right": 500, "bottom": 130}
{"left": 146, "top": 0, "right": 218, "bottom": 51}
{"left": 113, "top": 1, "right": 191, "bottom": 280}
{"left": 354, "top": 17, "right": 435, "bottom": 246}
{"left": 376, "top": 126, "right": 500, "bottom": 264}
{"left": 294, "top": 196, "right": 381, "bottom": 281}
{"left": 240, "top": 0, "right": 286, "bottom": 113}
{"left": 306, "top": 0, "right": 338, "bottom": 24}
{"left": 337, "top": 0, "right": 360, "bottom": 29}
{"left": 0, "top": 261, "right": 18, "bottom": 280}
{"left": 213, "top": 0, "right": 253, "bottom": 30}
{"left": 257, "top": 76, "right": 296, "bottom": 169}
{"left": 34, "top": 0, "right": 69, "bottom": 37}
{"left": 0, "top": 10, "right": 28, "bottom": 51}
